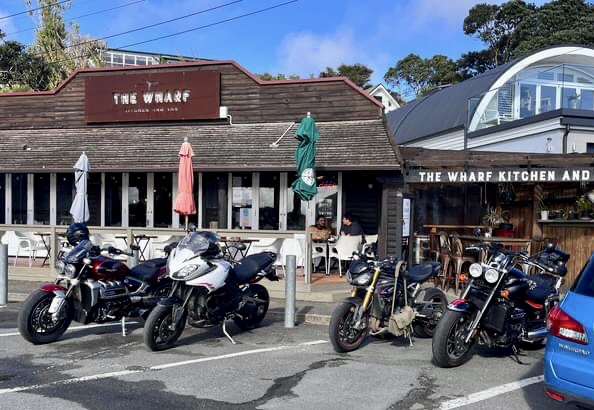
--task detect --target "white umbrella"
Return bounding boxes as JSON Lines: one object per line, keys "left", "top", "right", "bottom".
{"left": 69, "top": 152, "right": 90, "bottom": 223}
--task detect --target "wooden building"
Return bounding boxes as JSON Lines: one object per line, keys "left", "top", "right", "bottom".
{"left": 0, "top": 60, "right": 402, "bottom": 258}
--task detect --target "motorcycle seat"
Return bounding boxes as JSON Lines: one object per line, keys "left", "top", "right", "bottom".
{"left": 406, "top": 262, "right": 441, "bottom": 283}
{"left": 525, "top": 274, "right": 556, "bottom": 304}
{"left": 129, "top": 258, "right": 167, "bottom": 283}
{"left": 231, "top": 253, "right": 276, "bottom": 284}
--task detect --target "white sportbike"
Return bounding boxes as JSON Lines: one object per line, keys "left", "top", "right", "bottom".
{"left": 143, "top": 230, "right": 278, "bottom": 351}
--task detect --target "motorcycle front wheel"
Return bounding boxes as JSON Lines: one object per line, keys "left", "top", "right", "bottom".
{"left": 144, "top": 304, "right": 186, "bottom": 351}
{"left": 329, "top": 302, "right": 368, "bottom": 353}
{"left": 234, "top": 284, "right": 269, "bottom": 330}
{"left": 432, "top": 310, "right": 476, "bottom": 368}
{"left": 18, "top": 290, "right": 72, "bottom": 345}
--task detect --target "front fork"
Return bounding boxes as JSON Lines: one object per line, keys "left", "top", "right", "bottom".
{"left": 351, "top": 267, "right": 382, "bottom": 327}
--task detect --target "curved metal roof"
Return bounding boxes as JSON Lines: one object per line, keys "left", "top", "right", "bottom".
{"left": 386, "top": 63, "right": 511, "bottom": 144}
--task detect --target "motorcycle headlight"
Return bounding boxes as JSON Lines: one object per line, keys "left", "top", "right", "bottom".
{"left": 55, "top": 260, "right": 65, "bottom": 274}
{"left": 348, "top": 271, "right": 372, "bottom": 286}
{"left": 64, "top": 263, "right": 77, "bottom": 278}
{"left": 484, "top": 268, "right": 499, "bottom": 284}
{"left": 172, "top": 264, "right": 199, "bottom": 280}
{"left": 469, "top": 263, "right": 482, "bottom": 278}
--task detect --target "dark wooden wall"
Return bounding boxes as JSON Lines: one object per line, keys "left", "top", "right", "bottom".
{"left": 0, "top": 63, "right": 382, "bottom": 130}
{"left": 543, "top": 224, "right": 594, "bottom": 287}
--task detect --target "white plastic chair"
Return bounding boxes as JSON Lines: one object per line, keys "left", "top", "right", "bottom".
{"left": 329, "top": 235, "right": 363, "bottom": 277}
{"left": 362, "top": 234, "right": 378, "bottom": 257}
{"left": 247, "top": 237, "right": 281, "bottom": 258}
{"left": 14, "top": 231, "right": 46, "bottom": 267}
{"left": 149, "top": 235, "right": 176, "bottom": 259}
{"left": 311, "top": 242, "right": 328, "bottom": 275}
{"left": 275, "top": 238, "right": 304, "bottom": 276}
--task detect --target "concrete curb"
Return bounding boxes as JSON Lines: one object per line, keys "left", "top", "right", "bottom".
{"left": 268, "top": 311, "right": 330, "bottom": 326}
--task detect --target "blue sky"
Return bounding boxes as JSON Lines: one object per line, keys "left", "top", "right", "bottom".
{"left": 0, "top": 0, "right": 544, "bottom": 85}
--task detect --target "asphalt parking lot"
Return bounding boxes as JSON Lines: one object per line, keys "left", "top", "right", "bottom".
{"left": 0, "top": 302, "right": 565, "bottom": 410}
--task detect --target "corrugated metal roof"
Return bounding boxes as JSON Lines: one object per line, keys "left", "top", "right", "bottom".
{"left": 386, "top": 63, "right": 511, "bottom": 144}
{"left": 0, "top": 120, "right": 399, "bottom": 172}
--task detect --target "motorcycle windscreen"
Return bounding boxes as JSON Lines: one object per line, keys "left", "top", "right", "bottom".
{"left": 64, "top": 239, "right": 95, "bottom": 263}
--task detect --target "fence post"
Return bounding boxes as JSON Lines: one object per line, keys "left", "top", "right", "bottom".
{"left": 0, "top": 244, "right": 8, "bottom": 306}
{"left": 285, "top": 254, "right": 296, "bottom": 328}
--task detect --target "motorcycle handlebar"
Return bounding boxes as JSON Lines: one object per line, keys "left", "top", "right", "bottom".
{"left": 104, "top": 246, "right": 134, "bottom": 257}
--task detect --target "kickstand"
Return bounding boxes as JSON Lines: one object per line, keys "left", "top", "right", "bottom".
{"left": 121, "top": 317, "right": 127, "bottom": 337}
{"left": 222, "top": 321, "right": 237, "bottom": 345}
{"left": 407, "top": 328, "right": 414, "bottom": 347}
{"left": 511, "top": 345, "right": 525, "bottom": 365}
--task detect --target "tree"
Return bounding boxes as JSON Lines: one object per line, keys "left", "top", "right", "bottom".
{"left": 457, "top": 49, "right": 497, "bottom": 79}
{"left": 320, "top": 63, "right": 373, "bottom": 88}
{"left": 0, "top": 40, "right": 51, "bottom": 92}
{"left": 384, "top": 54, "right": 459, "bottom": 99}
{"left": 25, "top": 0, "right": 104, "bottom": 88}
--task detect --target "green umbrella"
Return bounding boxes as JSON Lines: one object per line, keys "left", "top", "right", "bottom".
{"left": 291, "top": 114, "right": 320, "bottom": 201}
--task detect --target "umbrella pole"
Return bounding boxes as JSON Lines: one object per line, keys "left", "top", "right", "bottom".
{"left": 185, "top": 215, "right": 188, "bottom": 233}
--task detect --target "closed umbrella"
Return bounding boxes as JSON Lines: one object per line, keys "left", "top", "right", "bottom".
{"left": 70, "top": 152, "right": 90, "bottom": 223}
{"left": 291, "top": 113, "right": 320, "bottom": 201}
{"left": 174, "top": 137, "right": 196, "bottom": 231}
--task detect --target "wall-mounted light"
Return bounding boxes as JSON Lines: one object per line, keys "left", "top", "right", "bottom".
{"left": 546, "top": 137, "right": 553, "bottom": 153}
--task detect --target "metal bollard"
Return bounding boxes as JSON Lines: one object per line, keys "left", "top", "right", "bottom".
{"left": 0, "top": 244, "right": 8, "bottom": 306}
{"left": 285, "top": 254, "right": 296, "bottom": 328}
{"left": 128, "top": 249, "right": 139, "bottom": 268}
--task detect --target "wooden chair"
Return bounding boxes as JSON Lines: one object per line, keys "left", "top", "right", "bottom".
{"left": 436, "top": 231, "right": 451, "bottom": 289}
{"left": 449, "top": 234, "right": 476, "bottom": 295}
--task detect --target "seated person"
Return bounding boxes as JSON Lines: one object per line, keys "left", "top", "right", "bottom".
{"left": 308, "top": 215, "right": 331, "bottom": 241}
{"left": 340, "top": 212, "right": 364, "bottom": 236}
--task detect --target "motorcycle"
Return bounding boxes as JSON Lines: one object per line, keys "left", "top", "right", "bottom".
{"left": 329, "top": 252, "right": 447, "bottom": 353}
{"left": 18, "top": 239, "right": 174, "bottom": 344}
{"left": 143, "top": 230, "right": 279, "bottom": 351}
{"left": 432, "top": 242, "right": 567, "bottom": 368}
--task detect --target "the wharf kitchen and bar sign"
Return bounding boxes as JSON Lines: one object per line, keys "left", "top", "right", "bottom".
{"left": 85, "top": 70, "right": 220, "bottom": 123}
{"left": 405, "top": 168, "right": 594, "bottom": 183}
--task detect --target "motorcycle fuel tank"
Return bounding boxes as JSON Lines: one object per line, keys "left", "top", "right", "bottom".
{"left": 91, "top": 256, "right": 130, "bottom": 281}
{"left": 186, "top": 260, "right": 232, "bottom": 291}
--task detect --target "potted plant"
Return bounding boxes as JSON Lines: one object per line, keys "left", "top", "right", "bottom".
{"left": 481, "top": 206, "right": 510, "bottom": 228}
{"left": 576, "top": 195, "right": 593, "bottom": 219}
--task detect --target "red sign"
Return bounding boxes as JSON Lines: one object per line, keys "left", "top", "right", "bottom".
{"left": 85, "top": 70, "right": 220, "bottom": 123}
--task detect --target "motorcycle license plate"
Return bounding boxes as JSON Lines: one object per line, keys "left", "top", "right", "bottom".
{"left": 48, "top": 295, "right": 65, "bottom": 314}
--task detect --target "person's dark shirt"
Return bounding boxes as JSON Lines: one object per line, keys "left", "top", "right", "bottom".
{"left": 341, "top": 221, "right": 363, "bottom": 236}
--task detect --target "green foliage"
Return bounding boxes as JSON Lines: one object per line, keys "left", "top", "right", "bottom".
{"left": 384, "top": 54, "right": 460, "bottom": 99}
{"left": 0, "top": 40, "right": 51, "bottom": 90}
{"left": 320, "top": 63, "right": 373, "bottom": 88}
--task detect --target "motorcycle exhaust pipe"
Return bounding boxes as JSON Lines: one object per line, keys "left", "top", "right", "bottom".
{"left": 526, "top": 328, "right": 547, "bottom": 340}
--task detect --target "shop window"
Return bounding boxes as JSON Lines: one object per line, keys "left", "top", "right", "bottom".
{"left": 232, "top": 173, "right": 253, "bottom": 229}
{"left": 128, "top": 173, "right": 147, "bottom": 227}
{"left": 154, "top": 172, "right": 172, "bottom": 228}
{"left": 11, "top": 173, "right": 26, "bottom": 224}
{"left": 287, "top": 174, "right": 306, "bottom": 230}
{"left": 587, "top": 143, "right": 594, "bottom": 154}
{"left": 259, "top": 173, "right": 280, "bottom": 230}
{"left": 105, "top": 173, "right": 122, "bottom": 226}
{"left": 33, "top": 174, "right": 50, "bottom": 225}
{"left": 315, "top": 173, "right": 338, "bottom": 234}
{"left": 87, "top": 173, "right": 101, "bottom": 226}
{"left": 179, "top": 172, "right": 199, "bottom": 227}
{"left": 56, "top": 173, "right": 75, "bottom": 225}
{"left": 0, "top": 174, "right": 5, "bottom": 224}
{"left": 202, "top": 173, "right": 228, "bottom": 229}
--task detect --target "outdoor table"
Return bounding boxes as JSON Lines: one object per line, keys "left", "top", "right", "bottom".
{"left": 34, "top": 232, "right": 52, "bottom": 267}
{"left": 219, "top": 237, "right": 257, "bottom": 260}
{"left": 458, "top": 235, "right": 532, "bottom": 256}
{"left": 115, "top": 234, "right": 158, "bottom": 261}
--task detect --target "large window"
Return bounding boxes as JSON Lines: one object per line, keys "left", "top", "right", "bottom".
{"left": 259, "top": 173, "right": 280, "bottom": 230}
{"left": 128, "top": 173, "right": 147, "bottom": 227}
{"left": 56, "top": 173, "right": 75, "bottom": 225}
{"left": 154, "top": 172, "right": 172, "bottom": 228}
{"left": 105, "top": 173, "right": 122, "bottom": 226}
{"left": 315, "top": 173, "right": 338, "bottom": 234}
{"left": 33, "top": 174, "right": 50, "bottom": 225}
{"left": 11, "top": 173, "right": 27, "bottom": 224}
{"left": 287, "top": 174, "right": 306, "bottom": 230}
{"left": 87, "top": 173, "right": 101, "bottom": 226}
{"left": 202, "top": 173, "right": 228, "bottom": 229}
{"left": 232, "top": 173, "right": 253, "bottom": 229}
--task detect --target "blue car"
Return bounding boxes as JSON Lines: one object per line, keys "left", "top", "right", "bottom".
{"left": 545, "top": 252, "right": 594, "bottom": 408}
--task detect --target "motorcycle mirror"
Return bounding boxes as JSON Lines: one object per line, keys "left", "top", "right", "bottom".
{"left": 130, "top": 244, "right": 140, "bottom": 251}
{"left": 187, "top": 223, "right": 197, "bottom": 232}
{"left": 545, "top": 242, "right": 557, "bottom": 253}
{"left": 473, "top": 228, "right": 481, "bottom": 237}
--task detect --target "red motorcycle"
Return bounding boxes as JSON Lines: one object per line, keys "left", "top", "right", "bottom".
{"left": 18, "top": 224, "right": 173, "bottom": 344}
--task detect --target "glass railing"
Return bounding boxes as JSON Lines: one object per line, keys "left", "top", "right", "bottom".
{"left": 468, "top": 63, "right": 594, "bottom": 132}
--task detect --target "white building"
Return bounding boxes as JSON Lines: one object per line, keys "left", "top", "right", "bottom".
{"left": 367, "top": 84, "right": 400, "bottom": 113}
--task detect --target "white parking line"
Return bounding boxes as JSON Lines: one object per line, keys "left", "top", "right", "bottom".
{"left": 0, "top": 321, "right": 140, "bottom": 337}
{"left": 0, "top": 339, "right": 328, "bottom": 395}
{"left": 439, "top": 375, "right": 544, "bottom": 410}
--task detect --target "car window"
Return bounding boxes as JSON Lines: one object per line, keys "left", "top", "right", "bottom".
{"left": 572, "top": 253, "right": 594, "bottom": 297}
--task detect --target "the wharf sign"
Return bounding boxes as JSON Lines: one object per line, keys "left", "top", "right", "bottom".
{"left": 85, "top": 70, "right": 220, "bottom": 123}
{"left": 405, "top": 168, "right": 594, "bottom": 183}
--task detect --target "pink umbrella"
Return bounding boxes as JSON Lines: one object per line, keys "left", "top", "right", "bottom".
{"left": 174, "top": 137, "right": 196, "bottom": 231}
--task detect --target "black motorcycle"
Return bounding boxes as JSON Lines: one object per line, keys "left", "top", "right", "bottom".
{"left": 432, "top": 242, "right": 567, "bottom": 368}
{"left": 329, "top": 253, "right": 447, "bottom": 353}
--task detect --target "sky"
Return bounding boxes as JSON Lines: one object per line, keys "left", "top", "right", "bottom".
{"left": 0, "top": 0, "right": 546, "bottom": 86}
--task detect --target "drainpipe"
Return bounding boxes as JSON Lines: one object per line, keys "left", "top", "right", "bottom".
{"left": 562, "top": 124, "right": 570, "bottom": 154}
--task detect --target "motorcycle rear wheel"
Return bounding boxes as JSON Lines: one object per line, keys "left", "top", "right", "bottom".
{"left": 144, "top": 305, "right": 186, "bottom": 351}
{"left": 413, "top": 288, "right": 447, "bottom": 338}
{"left": 18, "top": 290, "right": 72, "bottom": 345}
{"left": 234, "top": 284, "right": 269, "bottom": 330}
{"left": 432, "top": 310, "right": 476, "bottom": 368}
{"left": 329, "top": 302, "right": 368, "bottom": 353}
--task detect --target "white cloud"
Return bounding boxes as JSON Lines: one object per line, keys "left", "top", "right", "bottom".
{"left": 275, "top": 29, "right": 360, "bottom": 78}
